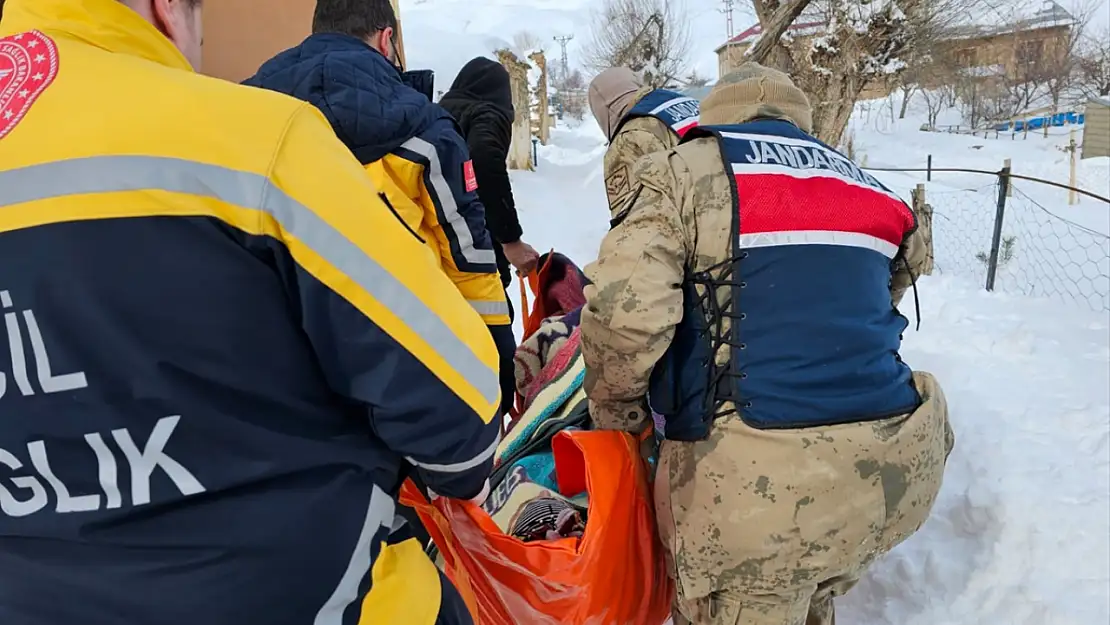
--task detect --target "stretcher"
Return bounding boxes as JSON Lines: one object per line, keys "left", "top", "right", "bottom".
{"left": 399, "top": 252, "right": 673, "bottom": 624}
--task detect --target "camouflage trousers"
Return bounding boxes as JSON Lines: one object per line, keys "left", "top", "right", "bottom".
{"left": 655, "top": 371, "right": 953, "bottom": 625}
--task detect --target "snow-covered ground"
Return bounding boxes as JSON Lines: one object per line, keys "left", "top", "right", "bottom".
{"left": 516, "top": 118, "right": 1110, "bottom": 625}
{"left": 846, "top": 94, "right": 1110, "bottom": 313}
{"left": 402, "top": 2, "right": 1110, "bottom": 623}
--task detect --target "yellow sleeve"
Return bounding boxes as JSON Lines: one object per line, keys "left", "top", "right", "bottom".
{"left": 260, "top": 104, "right": 501, "bottom": 498}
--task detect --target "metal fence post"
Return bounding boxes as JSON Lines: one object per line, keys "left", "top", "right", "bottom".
{"left": 927, "top": 154, "right": 932, "bottom": 181}
{"left": 985, "top": 166, "right": 1010, "bottom": 291}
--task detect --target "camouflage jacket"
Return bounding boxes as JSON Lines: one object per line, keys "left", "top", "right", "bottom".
{"left": 581, "top": 137, "right": 929, "bottom": 432}
{"left": 602, "top": 91, "right": 681, "bottom": 220}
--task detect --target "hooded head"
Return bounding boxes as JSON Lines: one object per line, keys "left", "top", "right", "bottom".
{"left": 700, "top": 62, "right": 813, "bottom": 133}
{"left": 587, "top": 67, "right": 643, "bottom": 141}
{"left": 444, "top": 57, "right": 514, "bottom": 119}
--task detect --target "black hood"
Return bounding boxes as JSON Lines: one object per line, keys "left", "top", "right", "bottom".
{"left": 441, "top": 57, "right": 514, "bottom": 120}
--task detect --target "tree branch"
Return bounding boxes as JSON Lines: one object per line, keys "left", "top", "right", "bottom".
{"left": 747, "top": 0, "right": 813, "bottom": 65}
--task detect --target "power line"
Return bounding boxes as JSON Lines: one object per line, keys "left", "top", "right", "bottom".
{"left": 553, "top": 34, "right": 574, "bottom": 82}
{"left": 718, "top": 0, "right": 735, "bottom": 38}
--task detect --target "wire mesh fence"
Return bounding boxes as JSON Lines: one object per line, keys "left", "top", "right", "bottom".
{"left": 874, "top": 169, "right": 1110, "bottom": 312}
{"left": 1001, "top": 188, "right": 1110, "bottom": 312}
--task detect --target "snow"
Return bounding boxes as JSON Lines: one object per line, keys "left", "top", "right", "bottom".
{"left": 944, "top": 0, "right": 1076, "bottom": 40}
{"left": 402, "top": 3, "right": 1110, "bottom": 624}
{"left": 515, "top": 118, "right": 1110, "bottom": 625}
{"left": 401, "top": 0, "right": 734, "bottom": 83}
{"left": 845, "top": 92, "right": 1110, "bottom": 310}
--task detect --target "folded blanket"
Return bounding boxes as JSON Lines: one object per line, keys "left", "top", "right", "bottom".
{"left": 514, "top": 308, "right": 582, "bottom": 405}
{"left": 497, "top": 351, "right": 586, "bottom": 466}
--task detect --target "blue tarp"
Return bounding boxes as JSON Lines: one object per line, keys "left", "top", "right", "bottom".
{"left": 1000, "top": 110, "right": 1084, "bottom": 133}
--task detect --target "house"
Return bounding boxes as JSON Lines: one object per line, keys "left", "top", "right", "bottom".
{"left": 714, "top": 9, "right": 826, "bottom": 79}
{"left": 1082, "top": 97, "right": 1110, "bottom": 159}
{"left": 714, "top": 0, "right": 1074, "bottom": 97}
{"left": 939, "top": 0, "right": 1074, "bottom": 84}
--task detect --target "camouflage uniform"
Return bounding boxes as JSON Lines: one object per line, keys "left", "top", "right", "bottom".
{"left": 602, "top": 88, "right": 682, "bottom": 218}
{"left": 580, "top": 67, "right": 953, "bottom": 625}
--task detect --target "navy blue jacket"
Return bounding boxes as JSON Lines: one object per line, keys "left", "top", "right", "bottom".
{"left": 244, "top": 34, "right": 518, "bottom": 416}
{"left": 0, "top": 6, "right": 501, "bottom": 624}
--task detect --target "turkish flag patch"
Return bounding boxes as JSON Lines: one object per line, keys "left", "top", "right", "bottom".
{"left": 463, "top": 159, "right": 478, "bottom": 192}
{"left": 0, "top": 31, "right": 60, "bottom": 141}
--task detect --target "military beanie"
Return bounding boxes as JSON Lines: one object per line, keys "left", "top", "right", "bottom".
{"left": 701, "top": 62, "right": 813, "bottom": 133}
{"left": 588, "top": 67, "right": 643, "bottom": 141}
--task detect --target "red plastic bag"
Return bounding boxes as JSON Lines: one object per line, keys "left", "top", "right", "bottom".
{"left": 520, "top": 251, "right": 588, "bottom": 343}
{"left": 399, "top": 430, "right": 673, "bottom": 625}
{"left": 520, "top": 252, "right": 552, "bottom": 343}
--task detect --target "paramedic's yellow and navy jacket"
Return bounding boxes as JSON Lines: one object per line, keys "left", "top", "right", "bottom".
{"left": 243, "top": 35, "right": 517, "bottom": 414}
{"left": 0, "top": 0, "right": 500, "bottom": 623}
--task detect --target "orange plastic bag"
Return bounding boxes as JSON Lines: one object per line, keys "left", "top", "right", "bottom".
{"left": 399, "top": 430, "right": 673, "bottom": 625}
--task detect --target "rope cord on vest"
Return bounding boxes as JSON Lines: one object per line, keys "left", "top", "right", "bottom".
{"left": 690, "top": 256, "right": 746, "bottom": 422}
{"left": 904, "top": 255, "right": 922, "bottom": 332}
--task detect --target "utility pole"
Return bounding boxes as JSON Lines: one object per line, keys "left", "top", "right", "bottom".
{"left": 553, "top": 34, "right": 574, "bottom": 83}
{"left": 719, "top": 0, "right": 735, "bottom": 38}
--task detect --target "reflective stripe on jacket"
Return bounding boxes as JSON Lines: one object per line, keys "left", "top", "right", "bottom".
{"left": 0, "top": 1, "right": 499, "bottom": 623}
{"left": 243, "top": 33, "right": 511, "bottom": 327}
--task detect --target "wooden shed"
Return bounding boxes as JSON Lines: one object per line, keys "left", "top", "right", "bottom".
{"left": 1081, "top": 97, "right": 1110, "bottom": 160}
{"left": 201, "top": 0, "right": 406, "bottom": 82}
{"left": 201, "top": 0, "right": 315, "bottom": 82}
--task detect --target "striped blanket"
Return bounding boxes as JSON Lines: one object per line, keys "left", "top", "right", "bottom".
{"left": 497, "top": 309, "right": 586, "bottom": 468}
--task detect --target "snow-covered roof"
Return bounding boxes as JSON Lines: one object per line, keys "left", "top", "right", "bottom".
{"left": 716, "top": 0, "right": 1073, "bottom": 52}
{"left": 715, "top": 7, "right": 826, "bottom": 52}
{"left": 942, "top": 0, "right": 1074, "bottom": 40}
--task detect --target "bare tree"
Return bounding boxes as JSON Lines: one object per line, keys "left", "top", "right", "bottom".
{"left": 513, "top": 31, "right": 545, "bottom": 55}
{"left": 683, "top": 69, "right": 711, "bottom": 87}
{"left": 552, "top": 68, "right": 588, "bottom": 121}
{"left": 582, "top": 0, "right": 692, "bottom": 88}
{"left": 742, "top": 0, "right": 989, "bottom": 144}
{"left": 956, "top": 72, "right": 1014, "bottom": 128}
{"left": 1010, "top": 0, "right": 1097, "bottom": 111}
{"left": 563, "top": 68, "right": 587, "bottom": 91}
{"left": 1076, "top": 26, "right": 1110, "bottom": 98}
{"left": 919, "top": 81, "right": 949, "bottom": 128}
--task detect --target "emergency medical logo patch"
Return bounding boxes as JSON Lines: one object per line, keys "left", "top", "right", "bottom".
{"left": 463, "top": 159, "right": 478, "bottom": 192}
{"left": 0, "top": 31, "right": 60, "bottom": 141}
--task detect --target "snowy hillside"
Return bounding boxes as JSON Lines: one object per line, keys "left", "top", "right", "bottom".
{"left": 401, "top": 2, "right": 1110, "bottom": 624}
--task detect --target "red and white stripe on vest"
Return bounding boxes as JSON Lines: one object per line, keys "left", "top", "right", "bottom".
{"left": 620, "top": 88, "right": 700, "bottom": 138}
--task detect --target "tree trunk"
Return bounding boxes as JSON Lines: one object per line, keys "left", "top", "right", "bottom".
{"left": 529, "top": 51, "right": 552, "bottom": 145}
{"left": 496, "top": 49, "right": 534, "bottom": 171}
{"left": 388, "top": 0, "right": 406, "bottom": 69}
{"left": 899, "top": 86, "right": 914, "bottom": 119}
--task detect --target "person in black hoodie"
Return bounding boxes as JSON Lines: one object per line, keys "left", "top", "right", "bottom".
{"left": 440, "top": 57, "right": 540, "bottom": 295}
